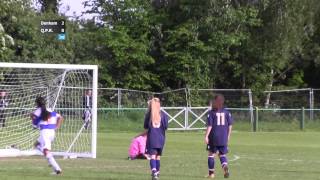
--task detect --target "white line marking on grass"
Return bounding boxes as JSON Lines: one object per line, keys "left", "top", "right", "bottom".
{"left": 229, "top": 155, "right": 240, "bottom": 162}
{"left": 0, "top": 165, "right": 145, "bottom": 170}
{"left": 275, "top": 158, "right": 302, "bottom": 162}
{"left": 1, "top": 166, "right": 46, "bottom": 170}
{"left": 237, "top": 155, "right": 320, "bottom": 164}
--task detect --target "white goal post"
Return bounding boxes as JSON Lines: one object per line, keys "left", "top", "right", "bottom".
{"left": 0, "top": 63, "right": 98, "bottom": 158}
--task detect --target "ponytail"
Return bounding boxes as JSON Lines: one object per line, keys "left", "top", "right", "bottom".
{"left": 40, "top": 106, "right": 51, "bottom": 121}
{"left": 35, "top": 96, "right": 51, "bottom": 121}
{"left": 150, "top": 98, "right": 161, "bottom": 128}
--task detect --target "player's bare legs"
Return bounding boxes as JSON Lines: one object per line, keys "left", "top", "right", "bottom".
{"left": 206, "top": 151, "right": 215, "bottom": 178}
{"left": 43, "top": 148, "right": 62, "bottom": 175}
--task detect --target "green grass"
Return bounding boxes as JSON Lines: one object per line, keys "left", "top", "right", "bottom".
{"left": 0, "top": 131, "right": 320, "bottom": 180}
{"left": 0, "top": 110, "right": 320, "bottom": 179}
{"left": 100, "top": 110, "right": 320, "bottom": 132}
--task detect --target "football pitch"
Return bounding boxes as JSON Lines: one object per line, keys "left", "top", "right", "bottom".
{"left": 0, "top": 131, "right": 319, "bottom": 180}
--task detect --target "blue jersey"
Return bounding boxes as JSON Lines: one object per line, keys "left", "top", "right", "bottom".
{"left": 144, "top": 111, "right": 168, "bottom": 149}
{"left": 32, "top": 108, "right": 60, "bottom": 130}
{"left": 207, "top": 108, "right": 233, "bottom": 146}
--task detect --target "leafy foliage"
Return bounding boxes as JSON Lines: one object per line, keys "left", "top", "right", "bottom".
{"left": 1, "top": 0, "right": 320, "bottom": 91}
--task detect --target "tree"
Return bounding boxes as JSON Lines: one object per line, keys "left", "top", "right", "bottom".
{"left": 150, "top": 0, "right": 261, "bottom": 89}
{"left": 196, "top": 0, "right": 261, "bottom": 89}
{"left": 0, "top": 0, "right": 89, "bottom": 64}
{"left": 84, "top": 0, "right": 158, "bottom": 89}
{"left": 149, "top": 0, "right": 210, "bottom": 89}
{"left": 37, "top": 0, "right": 60, "bottom": 14}
{"left": 300, "top": 1, "right": 320, "bottom": 88}
{"left": 3, "top": 0, "right": 320, "bottom": 93}
{"left": 0, "top": 0, "right": 25, "bottom": 60}
{"left": 84, "top": 0, "right": 263, "bottom": 90}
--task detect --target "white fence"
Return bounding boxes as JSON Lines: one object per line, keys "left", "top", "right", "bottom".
{"left": 98, "top": 87, "right": 320, "bottom": 131}
{"left": 162, "top": 107, "right": 209, "bottom": 130}
{"left": 97, "top": 88, "right": 253, "bottom": 130}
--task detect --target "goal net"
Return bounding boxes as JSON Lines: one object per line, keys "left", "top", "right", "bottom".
{"left": 264, "top": 89, "right": 312, "bottom": 109}
{"left": 261, "top": 88, "right": 314, "bottom": 127}
{"left": 0, "top": 63, "right": 97, "bottom": 158}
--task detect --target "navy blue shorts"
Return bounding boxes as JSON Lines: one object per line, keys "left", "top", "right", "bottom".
{"left": 206, "top": 144, "right": 228, "bottom": 155}
{"left": 146, "top": 148, "right": 163, "bottom": 156}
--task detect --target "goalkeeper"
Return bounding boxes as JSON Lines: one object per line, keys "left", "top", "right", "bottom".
{"left": 128, "top": 133, "right": 150, "bottom": 160}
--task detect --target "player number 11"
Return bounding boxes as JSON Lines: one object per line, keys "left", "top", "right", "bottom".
{"left": 216, "top": 113, "right": 225, "bottom": 126}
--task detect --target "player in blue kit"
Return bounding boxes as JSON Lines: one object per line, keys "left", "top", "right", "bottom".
{"left": 205, "top": 94, "right": 233, "bottom": 179}
{"left": 143, "top": 97, "right": 168, "bottom": 180}
{"left": 31, "top": 97, "right": 63, "bottom": 175}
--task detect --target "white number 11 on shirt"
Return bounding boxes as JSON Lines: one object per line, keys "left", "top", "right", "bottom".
{"left": 216, "top": 113, "right": 225, "bottom": 126}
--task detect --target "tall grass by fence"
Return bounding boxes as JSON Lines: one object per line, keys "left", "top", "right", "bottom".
{"left": 97, "top": 108, "right": 320, "bottom": 132}
{"left": 95, "top": 88, "right": 320, "bottom": 132}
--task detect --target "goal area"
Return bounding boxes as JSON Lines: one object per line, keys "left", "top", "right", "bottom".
{"left": 0, "top": 63, "right": 98, "bottom": 158}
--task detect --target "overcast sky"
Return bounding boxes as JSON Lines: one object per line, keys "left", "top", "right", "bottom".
{"left": 59, "top": 0, "right": 93, "bottom": 19}
{"left": 33, "top": 0, "right": 95, "bottom": 19}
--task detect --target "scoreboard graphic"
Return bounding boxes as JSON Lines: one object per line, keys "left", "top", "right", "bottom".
{"left": 40, "top": 20, "right": 66, "bottom": 40}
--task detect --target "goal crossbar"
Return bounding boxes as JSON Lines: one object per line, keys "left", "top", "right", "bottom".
{"left": 0, "top": 62, "right": 98, "bottom": 70}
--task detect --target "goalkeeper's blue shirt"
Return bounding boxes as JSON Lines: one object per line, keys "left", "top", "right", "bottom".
{"left": 32, "top": 108, "right": 59, "bottom": 130}
{"left": 207, "top": 108, "right": 233, "bottom": 146}
{"left": 144, "top": 111, "right": 168, "bottom": 149}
